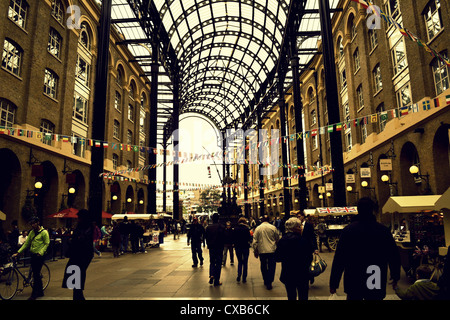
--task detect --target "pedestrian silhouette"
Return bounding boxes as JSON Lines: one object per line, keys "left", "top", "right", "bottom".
{"left": 329, "top": 197, "right": 401, "bottom": 300}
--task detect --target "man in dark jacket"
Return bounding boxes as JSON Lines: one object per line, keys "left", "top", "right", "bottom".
{"left": 233, "top": 217, "right": 252, "bottom": 283}
{"left": 205, "top": 213, "right": 225, "bottom": 286}
{"left": 329, "top": 197, "right": 401, "bottom": 300}
{"left": 187, "top": 217, "right": 205, "bottom": 267}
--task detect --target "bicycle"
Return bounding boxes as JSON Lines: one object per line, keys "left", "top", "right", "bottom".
{"left": 0, "top": 256, "right": 50, "bottom": 300}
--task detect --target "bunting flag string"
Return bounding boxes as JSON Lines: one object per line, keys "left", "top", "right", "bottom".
{"left": 102, "top": 165, "right": 334, "bottom": 193}
{"left": 1, "top": 94, "right": 448, "bottom": 167}
{"left": 351, "top": 0, "right": 450, "bottom": 67}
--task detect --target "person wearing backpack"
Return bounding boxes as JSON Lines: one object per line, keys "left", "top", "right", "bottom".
{"left": 12, "top": 216, "right": 50, "bottom": 300}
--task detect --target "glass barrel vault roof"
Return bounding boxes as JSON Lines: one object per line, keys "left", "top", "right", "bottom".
{"left": 111, "top": 0, "right": 340, "bottom": 138}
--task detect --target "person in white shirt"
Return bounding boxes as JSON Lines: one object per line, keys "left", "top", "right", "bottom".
{"left": 252, "top": 215, "right": 280, "bottom": 290}
{"left": 18, "top": 230, "right": 28, "bottom": 246}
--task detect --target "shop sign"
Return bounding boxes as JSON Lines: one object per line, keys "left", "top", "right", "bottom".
{"left": 379, "top": 159, "right": 392, "bottom": 171}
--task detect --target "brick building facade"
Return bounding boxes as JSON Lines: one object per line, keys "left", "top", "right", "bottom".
{"left": 0, "top": 0, "right": 151, "bottom": 230}
{"left": 237, "top": 0, "right": 450, "bottom": 221}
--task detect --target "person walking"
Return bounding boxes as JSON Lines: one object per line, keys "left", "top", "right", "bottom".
{"left": 110, "top": 221, "right": 121, "bottom": 258}
{"left": 62, "top": 209, "right": 94, "bottom": 300}
{"left": 275, "top": 217, "right": 313, "bottom": 300}
{"left": 12, "top": 217, "right": 50, "bottom": 300}
{"left": 92, "top": 221, "right": 102, "bottom": 257}
{"left": 317, "top": 218, "right": 331, "bottom": 252}
{"left": 119, "top": 216, "right": 130, "bottom": 254}
{"left": 233, "top": 217, "right": 252, "bottom": 283}
{"left": 252, "top": 215, "right": 280, "bottom": 290}
{"left": 205, "top": 213, "right": 225, "bottom": 286}
{"left": 329, "top": 197, "right": 401, "bottom": 300}
{"left": 187, "top": 217, "right": 205, "bottom": 267}
{"left": 222, "top": 221, "right": 234, "bottom": 266}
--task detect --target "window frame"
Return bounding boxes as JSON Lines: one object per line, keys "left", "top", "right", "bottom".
{"left": 43, "top": 68, "right": 59, "bottom": 100}
{"left": 2, "top": 39, "right": 23, "bottom": 77}
{"left": 8, "top": 0, "right": 28, "bottom": 30}
{"left": 0, "top": 99, "right": 16, "bottom": 128}
{"left": 48, "top": 28, "right": 62, "bottom": 59}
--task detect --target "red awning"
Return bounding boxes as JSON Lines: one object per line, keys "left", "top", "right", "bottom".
{"left": 48, "top": 208, "right": 113, "bottom": 219}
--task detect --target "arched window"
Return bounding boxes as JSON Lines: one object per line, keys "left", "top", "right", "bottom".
{"left": 79, "top": 23, "right": 91, "bottom": 51}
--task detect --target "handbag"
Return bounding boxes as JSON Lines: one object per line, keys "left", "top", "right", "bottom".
{"left": 309, "top": 253, "right": 327, "bottom": 277}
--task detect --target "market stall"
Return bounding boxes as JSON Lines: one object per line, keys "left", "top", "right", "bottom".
{"left": 111, "top": 214, "right": 162, "bottom": 247}
{"left": 382, "top": 195, "right": 445, "bottom": 278}
{"left": 435, "top": 187, "right": 450, "bottom": 256}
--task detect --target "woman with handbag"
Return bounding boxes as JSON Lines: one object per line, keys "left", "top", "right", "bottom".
{"left": 275, "top": 217, "right": 313, "bottom": 300}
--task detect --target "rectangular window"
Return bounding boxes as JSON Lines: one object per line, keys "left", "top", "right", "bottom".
{"left": 44, "top": 69, "right": 58, "bottom": 99}
{"left": 73, "top": 93, "right": 88, "bottom": 123}
{"left": 369, "top": 29, "right": 378, "bottom": 51}
{"left": 128, "top": 104, "right": 134, "bottom": 122}
{"left": 51, "top": 0, "right": 64, "bottom": 24}
{"left": 310, "top": 109, "right": 316, "bottom": 126}
{"left": 40, "top": 120, "right": 54, "bottom": 146}
{"left": 391, "top": 38, "right": 407, "bottom": 75}
{"left": 113, "top": 120, "right": 120, "bottom": 139}
{"left": 72, "top": 134, "right": 86, "bottom": 158}
{"left": 127, "top": 130, "right": 133, "bottom": 145}
{"left": 385, "top": 0, "right": 400, "bottom": 21}
{"left": 2, "top": 39, "right": 22, "bottom": 76}
{"left": 377, "top": 104, "right": 387, "bottom": 132}
{"left": 373, "top": 65, "right": 383, "bottom": 92}
{"left": 113, "top": 154, "right": 119, "bottom": 170}
{"left": 396, "top": 82, "right": 412, "bottom": 109}
{"left": 8, "top": 0, "right": 28, "bottom": 29}
{"left": 432, "top": 53, "right": 449, "bottom": 95}
{"left": 0, "top": 99, "right": 16, "bottom": 127}
{"left": 114, "top": 91, "right": 122, "bottom": 111}
{"left": 340, "top": 69, "right": 347, "bottom": 90}
{"left": 343, "top": 103, "right": 350, "bottom": 122}
{"left": 345, "top": 131, "right": 352, "bottom": 152}
{"left": 361, "top": 122, "right": 367, "bottom": 144}
{"left": 139, "top": 107, "right": 146, "bottom": 134}
{"left": 424, "top": 0, "right": 442, "bottom": 40}
{"left": 76, "top": 55, "right": 90, "bottom": 87}
{"left": 356, "top": 85, "right": 364, "bottom": 110}
{"left": 353, "top": 48, "right": 360, "bottom": 72}
{"left": 48, "top": 28, "right": 62, "bottom": 59}
{"left": 312, "top": 135, "right": 318, "bottom": 150}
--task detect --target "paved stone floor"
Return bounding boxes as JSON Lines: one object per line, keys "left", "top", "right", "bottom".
{"left": 12, "top": 233, "right": 408, "bottom": 300}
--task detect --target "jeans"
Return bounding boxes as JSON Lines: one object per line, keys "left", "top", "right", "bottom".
{"left": 191, "top": 242, "right": 204, "bottom": 266}
{"left": 259, "top": 253, "right": 276, "bottom": 286}
{"left": 30, "top": 254, "right": 45, "bottom": 297}
{"left": 222, "top": 244, "right": 234, "bottom": 265}
{"left": 209, "top": 247, "right": 223, "bottom": 284}
{"left": 235, "top": 247, "right": 249, "bottom": 280}
{"left": 285, "top": 280, "right": 309, "bottom": 300}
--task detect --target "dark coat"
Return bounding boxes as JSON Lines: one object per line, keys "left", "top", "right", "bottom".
{"left": 329, "top": 215, "right": 401, "bottom": 299}
{"left": 110, "top": 226, "right": 122, "bottom": 246}
{"left": 62, "top": 221, "right": 94, "bottom": 290}
{"left": 205, "top": 223, "right": 225, "bottom": 250}
{"left": 302, "top": 221, "right": 318, "bottom": 253}
{"left": 233, "top": 224, "right": 252, "bottom": 249}
{"left": 187, "top": 223, "right": 205, "bottom": 245}
{"left": 275, "top": 232, "right": 312, "bottom": 284}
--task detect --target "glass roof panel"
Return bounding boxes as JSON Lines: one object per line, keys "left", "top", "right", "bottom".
{"left": 112, "top": 0, "right": 340, "bottom": 132}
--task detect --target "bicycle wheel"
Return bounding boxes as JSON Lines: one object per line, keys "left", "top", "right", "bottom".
{"left": 0, "top": 268, "right": 19, "bottom": 300}
{"left": 30, "top": 263, "right": 51, "bottom": 291}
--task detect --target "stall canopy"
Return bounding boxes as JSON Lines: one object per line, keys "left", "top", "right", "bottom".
{"left": 382, "top": 195, "right": 441, "bottom": 214}
{"left": 112, "top": 214, "right": 165, "bottom": 220}
{"left": 315, "top": 207, "right": 358, "bottom": 215}
{"left": 435, "top": 187, "right": 450, "bottom": 210}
